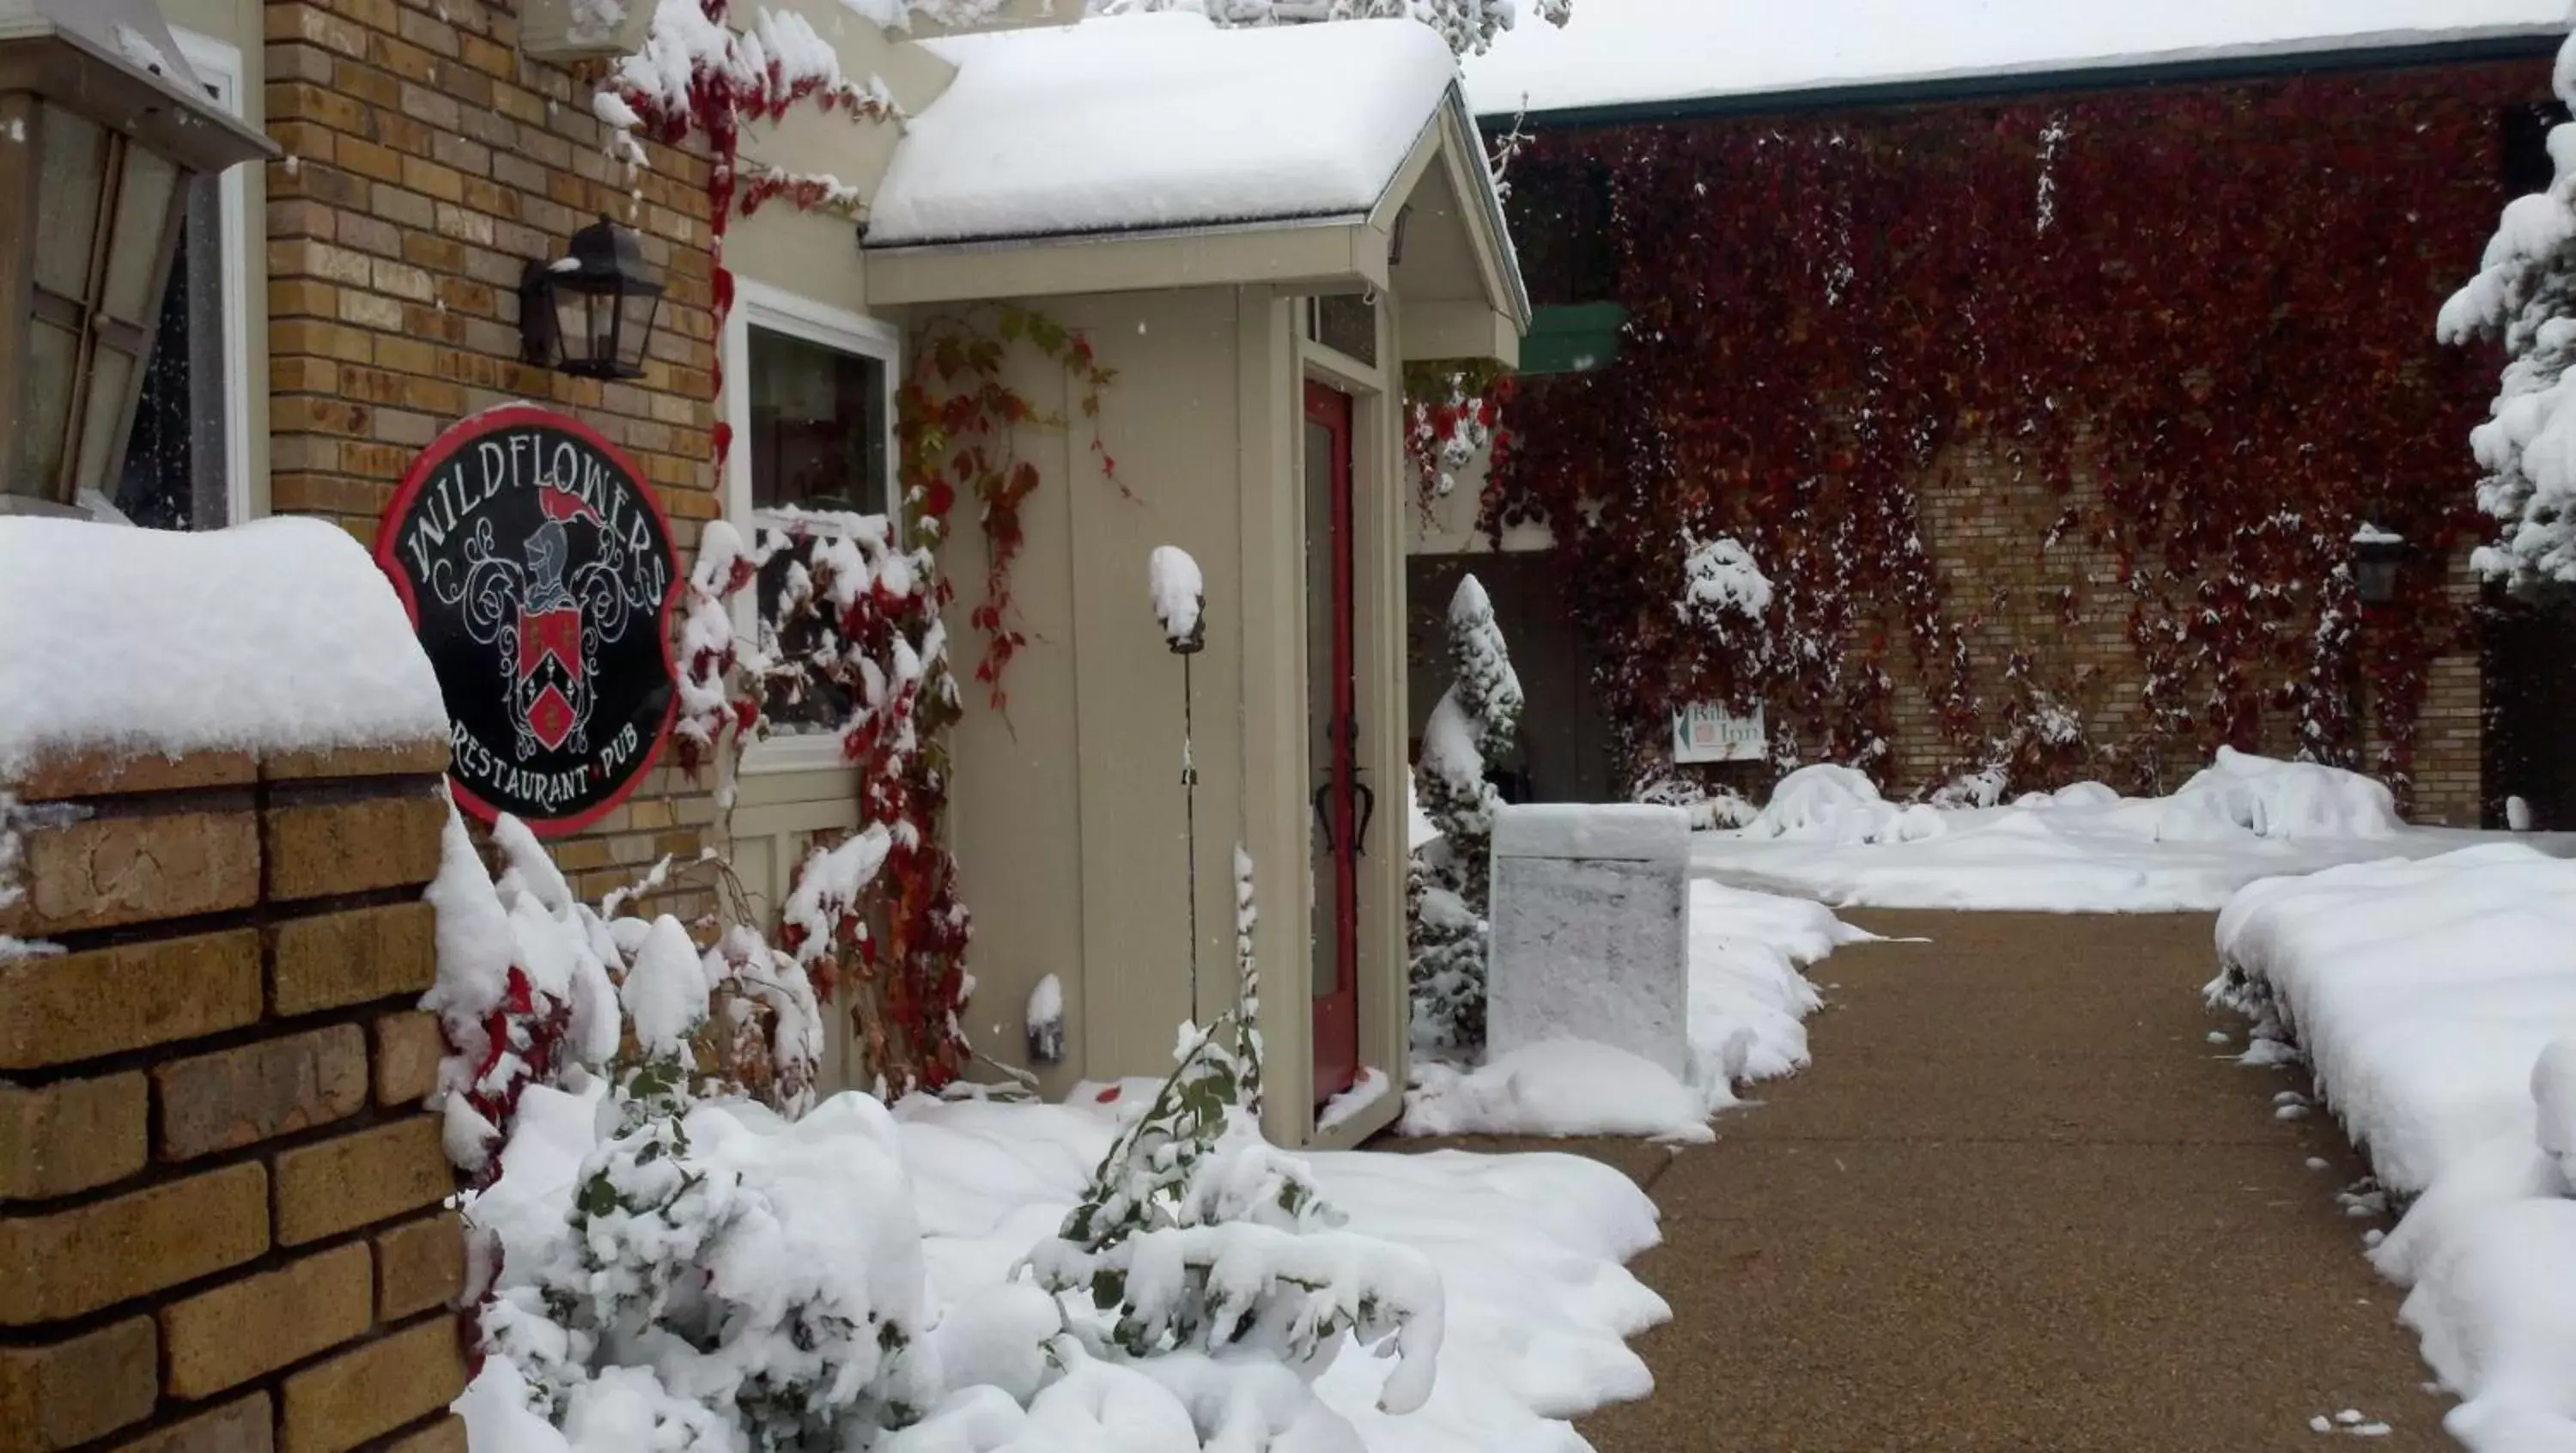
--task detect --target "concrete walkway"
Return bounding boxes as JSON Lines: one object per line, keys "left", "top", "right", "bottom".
{"left": 1574, "top": 912, "right": 2452, "bottom": 1450}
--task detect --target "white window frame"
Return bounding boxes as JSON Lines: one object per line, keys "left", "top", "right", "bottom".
{"left": 167, "top": 26, "right": 256, "bottom": 530}
{"left": 722, "top": 278, "right": 902, "bottom": 776}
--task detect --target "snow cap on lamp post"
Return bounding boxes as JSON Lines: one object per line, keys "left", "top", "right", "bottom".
{"left": 2352, "top": 522, "right": 2406, "bottom": 607}
{"left": 520, "top": 216, "right": 665, "bottom": 381}
{"left": 0, "top": 0, "right": 276, "bottom": 516}
{"left": 1150, "top": 544, "right": 1206, "bottom": 654}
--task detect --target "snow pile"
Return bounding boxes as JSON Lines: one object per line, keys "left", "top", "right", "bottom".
{"left": 1696, "top": 752, "right": 2564, "bottom": 913}
{"left": 1741, "top": 764, "right": 1947, "bottom": 845}
{"left": 1147, "top": 544, "right": 1205, "bottom": 652}
{"left": 2209, "top": 847, "right": 2576, "bottom": 1450}
{"left": 1461, "top": 0, "right": 2567, "bottom": 118}
{"left": 871, "top": 13, "right": 1459, "bottom": 245}
{"left": 0, "top": 516, "right": 447, "bottom": 781}
{"left": 1402, "top": 880, "right": 1865, "bottom": 1140}
{"left": 2156, "top": 747, "right": 2401, "bottom": 842}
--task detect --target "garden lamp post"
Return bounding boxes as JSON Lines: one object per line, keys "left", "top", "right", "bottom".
{"left": 0, "top": 0, "right": 276, "bottom": 517}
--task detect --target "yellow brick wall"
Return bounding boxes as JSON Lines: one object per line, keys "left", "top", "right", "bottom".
{"left": 262, "top": 0, "right": 727, "bottom": 909}
{"left": 1, "top": 741, "right": 468, "bottom": 1453}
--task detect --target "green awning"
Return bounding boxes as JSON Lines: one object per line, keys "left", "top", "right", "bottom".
{"left": 1517, "top": 302, "right": 1627, "bottom": 377}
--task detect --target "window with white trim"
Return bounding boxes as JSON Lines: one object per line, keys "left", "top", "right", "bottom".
{"left": 111, "top": 28, "right": 252, "bottom": 532}
{"left": 724, "top": 282, "right": 900, "bottom": 769}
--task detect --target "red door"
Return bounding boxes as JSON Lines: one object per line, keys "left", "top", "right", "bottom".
{"left": 1304, "top": 382, "right": 1361, "bottom": 1103}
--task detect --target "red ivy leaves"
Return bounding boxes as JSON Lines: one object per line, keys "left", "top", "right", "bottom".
{"left": 898, "top": 306, "right": 1124, "bottom": 711}
{"left": 1493, "top": 64, "right": 2517, "bottom": 801}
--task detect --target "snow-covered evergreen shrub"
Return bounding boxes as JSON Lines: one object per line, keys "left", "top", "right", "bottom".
{"left": 1409, "top": 575, "right": 1521, "bottom": 1050}
{"left": 1030, "top": 1013, "right": 1443, "bottom": 1415}
{"left": 490, "top": 1076, "right": 939, "bottom": 1450}
{"left": 2442, "top": 33, "right": 2576, "bottom": 593}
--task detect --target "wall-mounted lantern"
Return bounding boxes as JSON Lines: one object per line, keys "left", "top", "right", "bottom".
{"left": 2352, "top": 523, "right": 2407, "bottom": 607}
{"left": 0, "top": 0, "right": 276, "bottom": 518}
{"left": 520, "top": 216, "right": 665, "bottom": 381}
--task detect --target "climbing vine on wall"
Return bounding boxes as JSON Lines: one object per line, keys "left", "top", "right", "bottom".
{"left": 898, "top": 307, "right": 1126, "bottom": 709}
{"left": 1492, "top": 67, "right": 2523, "bottom": 799}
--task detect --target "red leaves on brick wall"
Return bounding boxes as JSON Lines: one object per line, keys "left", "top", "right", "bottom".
{"left": 1494, "top": 64, "right": 2529, "bottom": 800}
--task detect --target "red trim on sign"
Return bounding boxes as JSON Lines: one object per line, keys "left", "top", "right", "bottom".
{"left": 371, "top": 404, "right": 684, "bottom": 838}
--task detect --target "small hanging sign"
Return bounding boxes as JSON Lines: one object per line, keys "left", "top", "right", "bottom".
{"left": 374, "top": 406, "right": 680, "bottom": 834}
{"left": 1672, "top": 702, "right": 1766, "bottom": 764}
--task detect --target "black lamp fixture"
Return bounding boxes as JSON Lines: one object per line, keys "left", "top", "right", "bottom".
{"left": 519, "top": 216, "right": 665, "bottom": 380}
{"left": 2352, "top": 522, "right": 2407, "bottom": 607}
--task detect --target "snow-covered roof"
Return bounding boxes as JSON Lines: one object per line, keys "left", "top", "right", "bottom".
{"left": 0, "top": 517, "right": 450, "bottom": 781}
{"left": 866, "top": 13, "right": 1462, "bottom": 246}
{"left": 1462, "top": 0, "right": 2571, "bottom": 119}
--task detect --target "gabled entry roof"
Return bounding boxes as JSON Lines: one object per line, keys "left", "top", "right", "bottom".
{"left": 1462, "top": 0, "right": 2569, "bottom": 122}
{"left": 866, "top": 13, "right": 1460, "bottom": 247}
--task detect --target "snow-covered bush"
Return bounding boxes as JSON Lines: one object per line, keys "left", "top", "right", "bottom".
{"left": 1030, "top": 1014, "right": 1443, "bottom": 1415}
{"left": 1631, "top": 769, "right": 1757, "bottom": 831}
{"left": 2154, "top": 747, "right": 2400, "bottom": 842}
{"left": 1741, "top": 764, "right": 1947, "bottom": 845}
{"left": 1409, "top": 574, "right": 1522, "bottom": 1050}
{"left": 2441, "top": 32, "right": 2576, "bottom": 593}
{"left": 680, "top": 514, "right": 974, "bottom": 1095}
{"left": 1087, "top": 0, "right": 1569, "bottom": 57}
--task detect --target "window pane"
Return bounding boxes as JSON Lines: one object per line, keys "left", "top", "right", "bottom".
{"left": 33, "top": 107, "right": 104, "bottom": 299}
{"left": 103, "top": 143, "right": 180, "bottom": 325}
{"left": 73, "top": 344, "right": 137, "bottom": 502}
{"left": 21, "top": 319, "right": 78, "bottom": 495}
{"left": 116, "top": 180, "right": 227, "bottom": 532}
{"left": 749, "top": 328, "right": 888, "bottom": 515}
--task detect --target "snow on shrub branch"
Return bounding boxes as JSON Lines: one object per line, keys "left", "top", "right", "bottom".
{"left": 2443, "top": 32, "right": 2576, "bottom": 591}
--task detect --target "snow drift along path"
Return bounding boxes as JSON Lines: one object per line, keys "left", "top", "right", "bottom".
{"left": 1693, "top": 751, "right": 2573, "bottom": 913}
{"left": 2215, "top": 847, "right": 2576, "bottom": 1452}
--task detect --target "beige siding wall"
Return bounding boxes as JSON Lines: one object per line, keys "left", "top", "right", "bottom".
{"left": 936, "top": 287, "right": 1412, "bottom": 1143}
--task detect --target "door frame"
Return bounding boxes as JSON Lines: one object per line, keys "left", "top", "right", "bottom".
{"left": 1304, "top": 380, "right": 1361, "bottom": 1103}
{"left": 1291, "top": 298, "right": 1406, "bottom": 1143}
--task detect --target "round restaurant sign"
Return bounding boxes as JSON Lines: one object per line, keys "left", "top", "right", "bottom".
{"left": 374, "top": 406, "right": 679, "bottom": 835}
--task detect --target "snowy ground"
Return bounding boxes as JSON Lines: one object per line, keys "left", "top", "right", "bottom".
{"left": 1398, "top": 879, "right": 1868, "bottom": 1140}
{"left": 1692, "top": 751, "right": 2574, "bottom": 913}
{"left": 2211, "top": 846, "right": 2576, "bottom": 1452}
{"left": 896, "top": 1096, "right": 1668, "bottom": 1452}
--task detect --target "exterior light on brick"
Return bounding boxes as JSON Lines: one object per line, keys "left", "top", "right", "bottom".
{"left": 2354, "top": 524, "right": 2408, "bottom": 608}
{"left": 519, "top": 215, "right": 665, "bottom": 381}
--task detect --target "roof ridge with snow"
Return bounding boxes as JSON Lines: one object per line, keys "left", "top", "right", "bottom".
{"left": 866, "top": 12, "right": 1461, "bottom": 247}
{"left": 1461, "top": 0, "right": 2571, "bottom": 121}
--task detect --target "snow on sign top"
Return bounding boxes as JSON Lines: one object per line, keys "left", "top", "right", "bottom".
{"left": 866, "top": 13, "right": 1461, "bottom": 246}
{"left": 1462, "top": 0, "right": 2571, "bottom": 119}
{"left": 0, "top": 517, "right": 449, "bottom": 780}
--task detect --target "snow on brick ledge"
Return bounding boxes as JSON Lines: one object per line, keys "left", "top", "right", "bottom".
{"left": 0, "top": 517, "right": 448, "bottom": 786}
{"left": 1492, "top": 802, "right": 1691, "bottom": 861}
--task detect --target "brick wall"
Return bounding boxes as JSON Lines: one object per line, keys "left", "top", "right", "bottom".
{"left": 1876, "top": 434, "right": 2488, "bottom": 824}
{"left": 262, "top": 0, "right": 725, "bottom": 909}
{"left": 1, "top": 739, "right": 465, "bottom": 1453}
